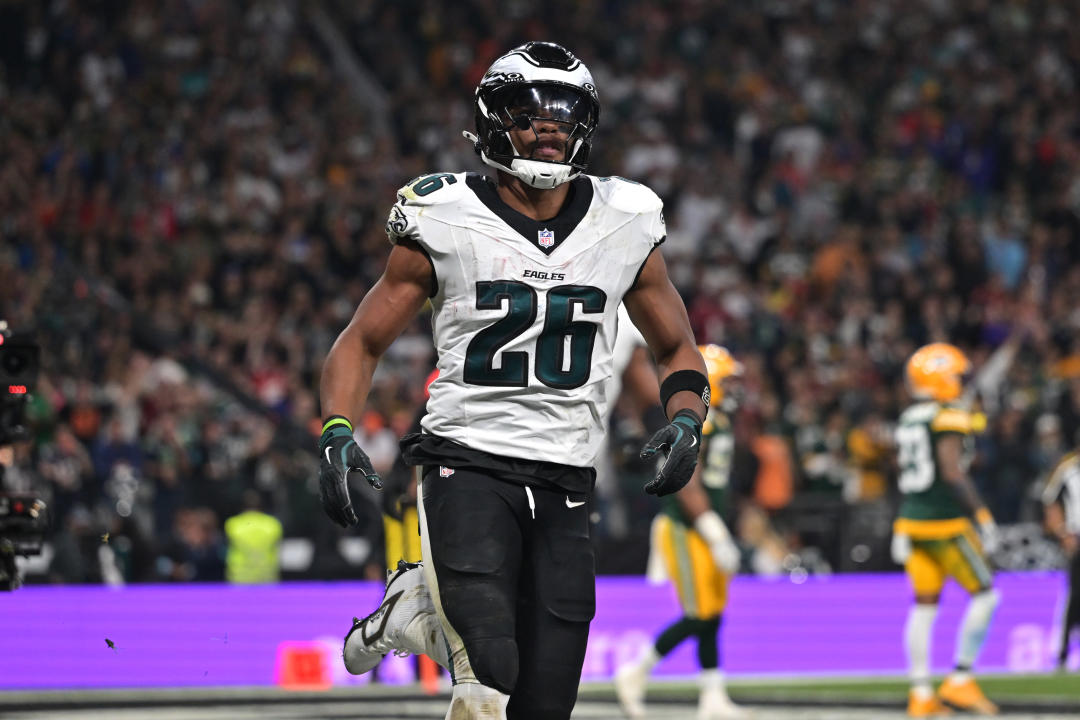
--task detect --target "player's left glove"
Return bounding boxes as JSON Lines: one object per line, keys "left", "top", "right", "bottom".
{"left": 319, "top": 416, "right": 382, "bottom": 528}
{"left": 640, "top": 409, "right": 702, "bottom": 496}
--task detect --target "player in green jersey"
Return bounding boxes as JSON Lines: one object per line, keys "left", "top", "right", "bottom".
{"left": 616, "top": 344, "right": 747, "bottom": 720}
{"left": 893, "top": 343, "right": 1000, "bottom": 717}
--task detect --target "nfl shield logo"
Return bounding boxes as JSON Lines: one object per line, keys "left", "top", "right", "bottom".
{"left": 439, "top": 466, "right": 455, "bottom": 477}
{"left": 538, "top": 228, "right": 555, "bottom": 248}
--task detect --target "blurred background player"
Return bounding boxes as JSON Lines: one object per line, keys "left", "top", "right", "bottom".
{"left": 892, "top": 343, "right": 1001, "bottom": 717}
{"left": 380, "top": 369, "right": 440, "bottom": 571}
{"left": 1043, "top": 445, "right": 1080, "bottom": 671}
{"left": 615, "top": 345, "right": 746, "bottom": 720}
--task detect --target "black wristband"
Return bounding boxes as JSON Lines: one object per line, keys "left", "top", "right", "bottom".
{"left": 659, "top": 369, "right": 711, "bottom": 410}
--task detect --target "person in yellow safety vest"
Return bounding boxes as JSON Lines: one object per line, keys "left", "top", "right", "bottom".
{"left": 225, "top": 490, "right": 283, "bottom": 584}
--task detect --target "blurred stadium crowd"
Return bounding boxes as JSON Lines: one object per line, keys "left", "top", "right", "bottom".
{"left": 2, "top": 0, "right": 1079, "bottom": 583}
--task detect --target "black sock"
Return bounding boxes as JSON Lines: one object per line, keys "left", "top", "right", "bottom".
{"left": 696, "top": 616, "right": 722, "bottom": 669}
{"left": 655, "top": 617, "right": 703, "bottom": 657}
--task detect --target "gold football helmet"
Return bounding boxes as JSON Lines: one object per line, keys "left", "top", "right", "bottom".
{"left": 699, "top": 344, "right": 743, "bottom": 406}
{"left": 905, "top": 343, "right": 971, "bottom": 402}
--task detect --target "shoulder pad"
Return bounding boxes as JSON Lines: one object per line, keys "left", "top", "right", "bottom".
{"left": 900, "top": 402, "right": 937, "bottom": 424}
{"left": 394, "top": 172, "right": 470, "bottom": 207}
{"left": 590, "top": 175, "right": 663, "bottom": 214}
{"left": 931, "top": 406, "right": 972, "bottom": 434}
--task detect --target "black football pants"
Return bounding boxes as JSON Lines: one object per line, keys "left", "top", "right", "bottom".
{"left": 417, "top": 466, "right": 595, "bottom": 720}
{"left": 1060, "top": 545, "right": 1080, "bottom": 665}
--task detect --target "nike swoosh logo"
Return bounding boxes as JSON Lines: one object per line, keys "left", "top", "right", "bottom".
{"left": 325, "top": 447, "right": 332, "bottom": 464}
{"left": 566, "top": 497, "right": 586, "bottom": 508}
{"left": 689, "top": 436, "right": 698, "bottom": 447}
{"left": 360, "top": 590, "right": 403, "bottom": 644}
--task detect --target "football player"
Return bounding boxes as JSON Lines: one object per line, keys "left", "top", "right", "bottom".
{"left": 1042, "top": 446, "right": 1080, "bottom": 671}
{"left": 892, "top": 343, "right": 1001, "bottom": 717}
{"left": 615, "top": 344, "right": 747, "bottom": 720}
{"left": 318, "top": 41, "right": 710, "bottom": 720}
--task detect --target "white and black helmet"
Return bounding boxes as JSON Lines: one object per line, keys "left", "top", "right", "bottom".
{"left": 464, "top": 42, "right": 600, "bottom": 190}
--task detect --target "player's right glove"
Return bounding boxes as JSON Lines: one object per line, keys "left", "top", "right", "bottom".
{"left": 318, "top": 416, "right": 382, "bottom": 528}
{"left": 640, "top": 409, "right": 702, "bottom": 496}
{"left": 694, "top": 510, "right": 741, "bottom": 574}
{"left": 975, "top": 507, "right": 1000, "bottom": 556}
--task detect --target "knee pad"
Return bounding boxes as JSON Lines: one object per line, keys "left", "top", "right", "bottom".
{"left": 468, "top": 636, "right": 519, "bottom": 695}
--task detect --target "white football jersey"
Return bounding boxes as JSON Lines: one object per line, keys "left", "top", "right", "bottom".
{"left": 387, "top": 172, "right": 664, "bottom": 467}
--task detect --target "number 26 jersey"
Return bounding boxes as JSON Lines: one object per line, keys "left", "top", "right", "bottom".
{"left": 386, "top": 172, "right": 665, "bottom": 468}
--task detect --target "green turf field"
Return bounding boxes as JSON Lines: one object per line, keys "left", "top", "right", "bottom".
{"left": 581, "top": 672, "right": 1080, "bottom": 704}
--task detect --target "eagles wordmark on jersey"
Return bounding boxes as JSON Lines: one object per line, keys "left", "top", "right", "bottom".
{"left": 387, "top": 170, "right": 665, "bottom": 469}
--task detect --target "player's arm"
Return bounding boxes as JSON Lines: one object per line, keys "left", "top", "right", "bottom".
{"left": 1045, "top": 501, "right": 1067, "bottom": 540}
{"left": 317, "top": 240, "right": 434, "bottom": 527}
{"left": 936, "top": 433, "right": 998, "bottom": 550}
{"left": 624, "top": 250, "right": 708, "bottom": 420}
{"left": 623, "top": 249, "right": 708, "bottom": 496}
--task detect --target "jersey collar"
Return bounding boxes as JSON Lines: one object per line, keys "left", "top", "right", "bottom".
{"left": 466, "top": 173, "right": 593, "bottom": 256}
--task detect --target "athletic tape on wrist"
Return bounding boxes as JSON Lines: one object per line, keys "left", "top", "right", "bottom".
{"left": 659, "top": 369, "right": 711, "bottom": 410}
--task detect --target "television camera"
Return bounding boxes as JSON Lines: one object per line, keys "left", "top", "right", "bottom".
{"left": 0, "top": 324, "right": 45, "bottom": 591}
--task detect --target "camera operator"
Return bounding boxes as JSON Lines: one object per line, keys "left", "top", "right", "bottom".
{"left": 0, "top": 323, "right": 47, "bottom": 590}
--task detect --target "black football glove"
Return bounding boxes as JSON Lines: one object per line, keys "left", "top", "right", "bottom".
{"left": 640, "top": 409, "right": 703, "bottom": 496}
{"left": 318, "top": 421, "right": 382, "bottom": 527}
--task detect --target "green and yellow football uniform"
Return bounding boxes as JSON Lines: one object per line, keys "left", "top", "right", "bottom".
{"left": 653, "top": 407, "right": 733, "bottom": 618}
{"left": 893, "top": 402, "right": 992, "bottom": 595}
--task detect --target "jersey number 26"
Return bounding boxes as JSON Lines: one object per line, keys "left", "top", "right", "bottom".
{"left": 464, "top": 280, "right": 606, "bottom": 390}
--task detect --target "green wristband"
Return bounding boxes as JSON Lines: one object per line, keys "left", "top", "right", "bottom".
{"left": 321, "top": 416, "right": 353, "bottom": 435}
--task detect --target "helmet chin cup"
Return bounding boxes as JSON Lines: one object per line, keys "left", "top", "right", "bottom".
{"left": 478, "top": 150, "right": 578, "bottom": 189}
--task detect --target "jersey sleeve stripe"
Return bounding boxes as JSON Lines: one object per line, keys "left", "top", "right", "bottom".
{"left": 930, "top": 408, "right": 971, "bottom": 434}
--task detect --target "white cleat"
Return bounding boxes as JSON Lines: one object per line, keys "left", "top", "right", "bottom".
{"left": 613, "top": 663, "right": 648, "bottom": 719}
{"left": 342, "top": 560, "right": 437, "bottom": 674}
{"left": 698, "top": 685, "right": 752, "bottom": 719}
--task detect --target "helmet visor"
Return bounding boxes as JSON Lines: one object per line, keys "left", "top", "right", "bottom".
{"left": 501, "top": 85, "right": 595, "bottom": 128}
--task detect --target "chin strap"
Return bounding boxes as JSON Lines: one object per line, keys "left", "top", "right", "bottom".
{"left": 462, "top": 130, "right": 481, "bottom": 152}
{"left": 463, "top": 129, "right": 578, "bottom": 189}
